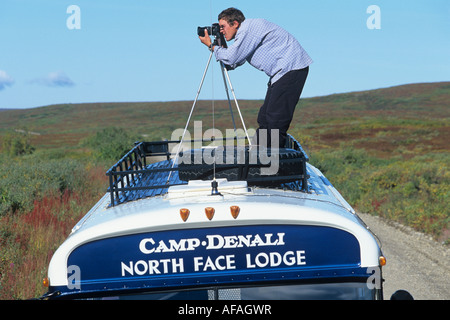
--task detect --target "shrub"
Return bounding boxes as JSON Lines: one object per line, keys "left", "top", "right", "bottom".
{"left": 2, "top": 131, "right": 35, "bottom": 156}
{"left": 355, "top": 155, "right": 448, "bottom": 238}
{"left": 80, "top": 127, "right": 142, "bottom": 161}
{"left": 0, "top": 156, "right": 87, "bottom": 215}
{"left": 310, "top": 148, "right": 449, "bottom": 240}
{"left": 0, "top": 164, "right": 106, "bottom": 299}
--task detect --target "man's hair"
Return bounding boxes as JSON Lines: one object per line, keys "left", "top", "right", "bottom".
{"left": 218, "top": 8, "right": 245, "bottom": 26}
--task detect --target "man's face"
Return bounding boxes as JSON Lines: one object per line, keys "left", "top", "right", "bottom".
{"left": 219, "top": 19, "right": 239, "bottom": 41}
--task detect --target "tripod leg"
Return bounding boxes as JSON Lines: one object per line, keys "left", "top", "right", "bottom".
{"left": 181, "top": 50, "right": 214, "bottom": 144}
{"left": 220, "top": 62, "right": 237, "bottom": 132}
{"left": 222, "top": 67, "right": 252, "bottom": 145}
{"left": 168, "top": 51, "right": 214, "bottom": 181}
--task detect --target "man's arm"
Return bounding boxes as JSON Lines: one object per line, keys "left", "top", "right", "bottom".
{"left": 198, "top": 29, "right": 235, "bottom": 70}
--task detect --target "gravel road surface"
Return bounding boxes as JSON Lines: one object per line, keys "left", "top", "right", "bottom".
{"left": 358, "top": 213, "right": 449, "bottom": 300}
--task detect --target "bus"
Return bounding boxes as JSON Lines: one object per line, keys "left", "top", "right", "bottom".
{"left": 40, "top": 135, "right": 409, "bottom": 300}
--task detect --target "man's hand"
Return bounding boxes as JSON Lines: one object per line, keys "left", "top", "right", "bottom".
{"left": 199, "top": 29, "right": 212, "bottom": 48}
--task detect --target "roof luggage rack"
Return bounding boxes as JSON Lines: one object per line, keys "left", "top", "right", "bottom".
{"left": 106, "top": 135, "right": 309, "bottom": 207}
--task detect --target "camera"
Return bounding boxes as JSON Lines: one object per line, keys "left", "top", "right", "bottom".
{"left": 197, "top": 23, "right": 220, "bottom": 37}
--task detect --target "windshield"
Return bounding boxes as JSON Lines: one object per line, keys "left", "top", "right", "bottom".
{"left": 95, "top": 282, "right": 375, "bottom": 300}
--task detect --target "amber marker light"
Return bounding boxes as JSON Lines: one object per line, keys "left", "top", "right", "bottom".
{"left": 230, "top": 206, "right": 240, "bottom": 219}
{"left": 43, "top": 277, "right": 49, "bottom": 287}
{"left": 379, "top": 256, "right": 387, "bottom": 266}
{"left": 180, "top": 208, "right": 190, "bottom": 222}
{"left": 205, "top": 207, "right": 215, "bottom": 220}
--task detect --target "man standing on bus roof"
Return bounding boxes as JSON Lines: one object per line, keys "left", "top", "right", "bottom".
{"left": 199, "top": 7, "right": 312, "bottom": 148}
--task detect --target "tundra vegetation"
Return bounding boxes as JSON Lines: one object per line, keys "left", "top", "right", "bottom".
{"left": 0, "top": 82, "right": 448, "bottom": 299}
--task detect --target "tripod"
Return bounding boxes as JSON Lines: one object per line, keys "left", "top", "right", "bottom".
{"left": 176, "top": 34, "right": 252, "bottom": 149}
{"left": 168, "top": 32, "right": 252, "bottom": 184}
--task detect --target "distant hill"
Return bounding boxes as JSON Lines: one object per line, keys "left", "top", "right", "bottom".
{"left": 0, "top": 81, "right": 448, "bottom": 153}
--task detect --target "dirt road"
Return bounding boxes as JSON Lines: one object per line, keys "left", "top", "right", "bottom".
{"left": 358, "top": 213, "right": 449, "bottom": 300}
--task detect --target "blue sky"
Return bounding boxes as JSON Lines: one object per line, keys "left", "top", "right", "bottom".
{"left": 0, "top": 0, "right": 449, "bottom": 109}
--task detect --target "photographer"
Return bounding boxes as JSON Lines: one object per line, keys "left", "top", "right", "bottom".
{"left": 199, "top": 8, "right": 312, "bottom": 148}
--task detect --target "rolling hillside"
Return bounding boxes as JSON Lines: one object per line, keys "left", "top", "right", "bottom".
{"left": 1, "top": 82, "right": 448, "bottom": 155}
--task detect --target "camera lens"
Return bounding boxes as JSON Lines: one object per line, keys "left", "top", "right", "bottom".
{"left": 197, "top": 26, "right": 212, "bottom": 37}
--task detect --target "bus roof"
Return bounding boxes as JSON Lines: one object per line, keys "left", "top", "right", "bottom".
{"left": 45, "top": 136, "right": 382, "bottom": 298}
{"left": 47, "top": 165, "right": 381, "bottom": 292}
